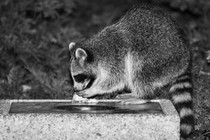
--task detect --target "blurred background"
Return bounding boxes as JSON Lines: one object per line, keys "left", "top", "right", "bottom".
{"left": 0, "top": 0, "right": 210, "bottom": 139}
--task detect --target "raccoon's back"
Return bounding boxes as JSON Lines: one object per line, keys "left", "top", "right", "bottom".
{"left": 116, "top": 4, "right": 189, "bottom": 55}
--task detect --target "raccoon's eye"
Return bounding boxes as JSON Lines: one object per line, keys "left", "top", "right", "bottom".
{"left": 73, "top": 74, "right": 88, "bottom": 83}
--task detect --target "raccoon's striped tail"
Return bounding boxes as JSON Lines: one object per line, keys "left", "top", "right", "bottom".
{"left": 169, "top": 72, "right": 194, "bottom": 138}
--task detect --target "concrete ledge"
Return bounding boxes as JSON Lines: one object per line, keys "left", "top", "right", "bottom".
{"left": 0, "top": 99, "right": 180, "bottom": 140}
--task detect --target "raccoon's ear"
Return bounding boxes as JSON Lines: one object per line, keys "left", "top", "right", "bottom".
{"left": 69, "top": 42, "right": 76, "bottom": 52}
{"left": 75, "top": 48, "right": 87, "bottom": 61}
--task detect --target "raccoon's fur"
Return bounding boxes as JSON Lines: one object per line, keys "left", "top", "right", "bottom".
{"left": 69, "top": 4, "right": 194, "bottom": 138}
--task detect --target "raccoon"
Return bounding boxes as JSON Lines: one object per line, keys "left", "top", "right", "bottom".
{"left": 69, "top": 4, "right": 194, "bottom": 138}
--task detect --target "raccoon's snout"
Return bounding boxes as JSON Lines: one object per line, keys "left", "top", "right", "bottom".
{"left": 73, "top": 74, "right": 94, "bottom": 91}
{"left": 73, "top": 79, "right": 90, "bottom": 92}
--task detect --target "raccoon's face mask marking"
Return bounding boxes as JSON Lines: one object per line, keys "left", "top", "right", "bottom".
{"left": 72, "top": 73, "right": 93, "bottom": 92}
{"left": 69, "top": 44, "right": 95, "bottom": 91}
{"left": 73, "top": 74, "right": 88, "bottom": 83}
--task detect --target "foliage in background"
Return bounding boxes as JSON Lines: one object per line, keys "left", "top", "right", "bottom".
{"left": 164, "top": 0, "right": 210, "bottom": 15}
{"left": 0, "top": 0, "right": 82, "bottom": 99}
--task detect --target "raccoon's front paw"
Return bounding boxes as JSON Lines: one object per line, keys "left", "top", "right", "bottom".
{"left": 72, "top": 94, "right": 88, "bottom": 101}
{"left": 76, "top": 89, "right": 97, "bottom": 98}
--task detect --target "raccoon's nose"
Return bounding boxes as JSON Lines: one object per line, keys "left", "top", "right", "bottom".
{"left": 74, "top": 86, "right": 84, "bottom": 92}
{"left": 73, "top": 79, "right": 91, "bottom": 92}
{"left": 73, "top": 87, "right": 80, "bottom": 92}
{"left": 73, "top": 83, "right": 85, "bottom": 92}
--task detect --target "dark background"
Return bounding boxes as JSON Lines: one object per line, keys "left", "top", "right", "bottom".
{"left": 0, "top": 0, "right": 210, "bottom": 139}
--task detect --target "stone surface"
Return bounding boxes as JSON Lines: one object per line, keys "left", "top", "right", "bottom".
{"left": 0, "top": 99, "right": 180, "bottom": 140}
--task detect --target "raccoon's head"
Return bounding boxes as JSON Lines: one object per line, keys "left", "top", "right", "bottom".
{"left": 69, "top": 42, "right": 96, "bottom": 92}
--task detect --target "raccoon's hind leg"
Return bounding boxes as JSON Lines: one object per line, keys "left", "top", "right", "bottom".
{"left": 169, "top": 71, "right": 194, "bottom": 138}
